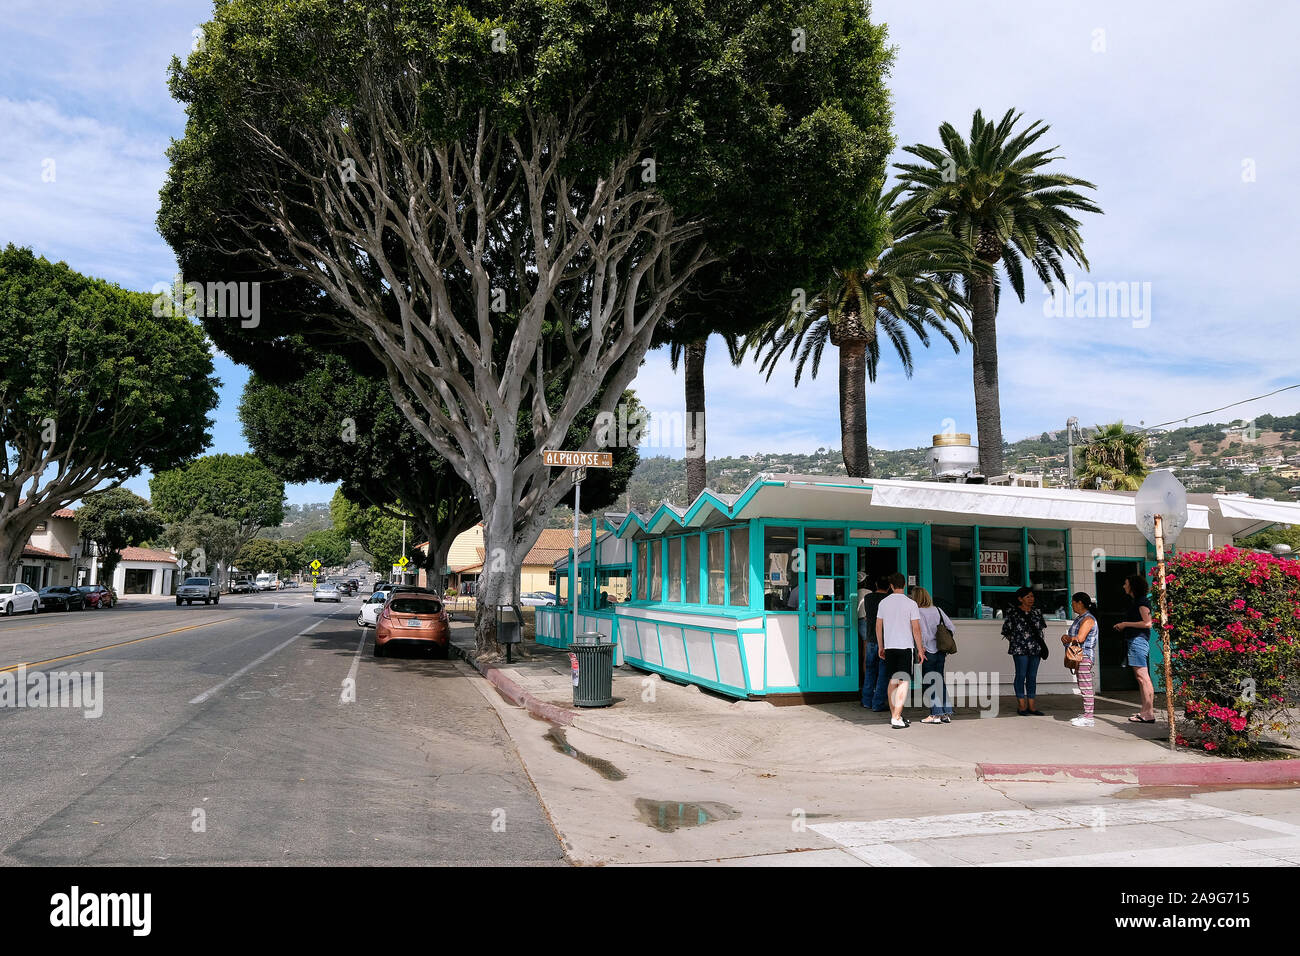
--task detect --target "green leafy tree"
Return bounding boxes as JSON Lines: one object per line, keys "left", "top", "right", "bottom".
{"left": 163, "top": 513, "right": 240, "bottom": 579}
{"left": 150, "top": 454, "right": 286, "bottom": 567}
{"left": 747, "top": 185, "right": 979, "bottom": 477}
{"left": 301, "top": 529, "right": 350, "bottom": 569}
{"left": 236, "top": 537, "right": 289, "bottom": 576}
{"left": 330, "top": 489, "right": 406, "bottom": 572}
{"left": 0, "top": 245, "right": 218, "bottom": 578}
{"left": 161, "top": 0, "right": 895, "bottom": 651}
{"left": 1076, "top": 422, "right": 1149, "bottom": 490}
{"left": 896, "top": 109, "right": 1102, "bottom": 476}
{"left": 75, "top": 489, "right": 165, "bottom": 584}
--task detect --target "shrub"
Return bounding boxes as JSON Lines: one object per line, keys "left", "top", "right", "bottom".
{"left": 1164, "top": 547, "right": 1300, "bottom": 755}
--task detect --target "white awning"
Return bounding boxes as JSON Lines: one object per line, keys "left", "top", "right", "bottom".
{"left": 1213, "top": 495, "right": 1300, "bottom": 527}
{"left": 867, "top": 479, "right": 1212, "bottom": 529}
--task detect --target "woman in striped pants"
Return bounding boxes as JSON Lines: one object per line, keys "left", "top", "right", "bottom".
{"left": 1067, "top": 593, "right": 1099, "bottom": 727}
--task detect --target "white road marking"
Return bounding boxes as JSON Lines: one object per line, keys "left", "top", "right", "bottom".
{"left": 189, "top": 618, "right": 326, "bottom": 705}
{"left": 810, "top": 800, "right": 1300, "bottom": 867}
{"left": 339, "top": 629, "right": 367, "bottom": 704}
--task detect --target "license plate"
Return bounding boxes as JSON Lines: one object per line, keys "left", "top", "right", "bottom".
{"left": 406, "top": 619, "right": 422, "bottom": 627}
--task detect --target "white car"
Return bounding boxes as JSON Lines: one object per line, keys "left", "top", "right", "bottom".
{"left": 519, "top": 591, "right": 556, "bottom": 606}
{"left": 356, "top": 591, "right": 388, "bottom": 628}
{"left": 313, "top": 582, "right": 341, "bottom": 603}
{"left": 0, "top": 583, "right": 41, "bottom": 615}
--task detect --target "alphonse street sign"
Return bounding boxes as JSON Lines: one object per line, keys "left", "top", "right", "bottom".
{"left": 541, "top": 450, "right": 613, "bottom": 468}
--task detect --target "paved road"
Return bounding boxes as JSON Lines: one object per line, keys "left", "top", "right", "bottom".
{"left": 0, "top": 594, "right": 563, "bottom": 865}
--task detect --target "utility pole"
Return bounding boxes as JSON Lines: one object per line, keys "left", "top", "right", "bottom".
{"left": 1066, "top": 417, "right": 1079, "bottom": 488}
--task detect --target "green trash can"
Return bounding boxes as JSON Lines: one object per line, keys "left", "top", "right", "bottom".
{"left": 571, "top": 632, "right": 614, "bottom": 707}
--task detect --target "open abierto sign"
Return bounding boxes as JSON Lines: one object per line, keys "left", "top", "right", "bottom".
{"left": 541, "top": 449, "right": 613, "bottom": 468}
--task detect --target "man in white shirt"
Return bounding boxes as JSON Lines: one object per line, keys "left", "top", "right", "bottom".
{"left": 875, "top": 572, "right": 925, "bottom": 728}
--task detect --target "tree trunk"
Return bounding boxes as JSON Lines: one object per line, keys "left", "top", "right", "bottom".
{"left": 0, "top": 543, "right": 19, "bottom": 585}
{"left": 684, "top": 339, "right": 708, "bottom": 501}
{"left": 971, "top": 271, "right": 1004, "bottom": 477}
{"left": 475, "top": 469, "right": 521, "bottom": 656}
{"left": 839, "top": 340, "right": 871, "bottom": 478}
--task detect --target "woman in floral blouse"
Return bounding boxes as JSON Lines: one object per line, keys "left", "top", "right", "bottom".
{"left": 1002, "top": 586, "right": 1047, "bottom": 716}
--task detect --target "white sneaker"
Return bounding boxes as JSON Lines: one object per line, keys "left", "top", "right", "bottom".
{"left": 1070, "top": 716, "right": 1094, "bottom": 727}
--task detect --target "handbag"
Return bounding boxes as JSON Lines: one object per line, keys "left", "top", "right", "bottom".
{"left": 935, "top": 611, "right": 957, "bottom": 655}
{"left": 1062, "top": 636, "right": 1083, "bottom": 670}
{"left": 1037, "top": 635, "right": 1049, "bottom": 662}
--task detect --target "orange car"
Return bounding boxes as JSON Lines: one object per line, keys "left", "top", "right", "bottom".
{"left": 374, "top": 593, "right": 450, "bottom": 658}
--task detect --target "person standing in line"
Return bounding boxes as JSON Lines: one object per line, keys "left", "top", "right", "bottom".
{"left": 912, "top": 586, "right": 955, "bottom": 724}
{"left": 1115, "top": 573, "right": 1156, "bottom": 723}
{"left": 1002, "top": 586, "right": 1047, "bottom": 716}
{"left": 876, "top": 572, "right": 924, "bottom": 729}
{"left": 859, "top": 574, "right": 889, "bottom": 710}
{"left": 1065, "top": 592, "right": 1099, "bottom": 727}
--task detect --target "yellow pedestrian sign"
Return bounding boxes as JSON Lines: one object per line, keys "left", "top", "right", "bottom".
{"left": 397, "top": 556, "right": 409, "bottom": 568}
{"left": 310, "top": 559, "right": 322, "bottom": 570}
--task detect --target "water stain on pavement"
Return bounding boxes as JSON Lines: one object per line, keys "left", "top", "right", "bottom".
{"left": 1112, "top": 782, "right": 1300, "bottom": 799}
{"left": 544, "top": 728, "right": 626, "bottom": 781}
{"left": 635, "top": 798, "right": 740, "bottom": 833}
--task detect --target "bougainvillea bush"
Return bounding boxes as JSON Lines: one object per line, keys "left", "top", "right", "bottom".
{"left": 1164, "top": 547, "right": 1300, "bottom": 756}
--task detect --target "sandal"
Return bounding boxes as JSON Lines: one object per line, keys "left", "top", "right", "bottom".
{"left": 921, "top": 715, "right": 943, "bottom": 724}
{"left": 1127, "top": 715, "right": 1156, "bottom": 723}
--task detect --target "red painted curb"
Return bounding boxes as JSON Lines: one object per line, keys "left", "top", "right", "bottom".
{"left": 456, "top": 645, "right": 574, "bottom": 727}
{"left": 978, "top": 760, "right": 1300, "bottom": 785}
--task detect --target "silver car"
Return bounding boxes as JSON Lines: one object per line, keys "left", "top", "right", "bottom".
{"left": 313, "top": 582, "right": 341, "bottom": 603}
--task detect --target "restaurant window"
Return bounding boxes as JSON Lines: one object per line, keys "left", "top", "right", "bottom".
{"left": 930, "top": 526, "right": 975, "bottom": 618}
{"left": 728, "top": 526, "right": 750, "bottom": 607}
{"left": 803, "top": 527, "right": 845, "bottom": 549}
{"left": 762, "top": 525, "right": 798, "bottom": 611}
{"left": 667, "top": 536, "right": 683, "bottom": 603}
{"left": 706, "top": 531, "right": 726, "bottom": 605}
{"left": 977, "top": 527, "right": 1024, "bottom": 588}
{"left": 596, "top": 567, "right": 631, "bottom": 605}
{"left": 636, "top": 541, "right": 648, "bottom": 601}
{"left": 685, "top": 535, "right": 700, "bottom": 604}
{"left": 649, "top": 539, "right": 661, "bottom": 601}
{"left": 1028, "top": 529, "right": 1069, "bottom": 618}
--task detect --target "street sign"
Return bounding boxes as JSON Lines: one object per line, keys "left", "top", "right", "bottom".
{"left": 541, "top": 449, "right": 613, "bottom": 468}
{"left": 1135, "top": 470, "right": 1188, "bottom": 548}
{"left": 310, "top": 559, "right": 322, "bottom": 570}
{"left": 397, "top": 555, "right": 409, "bottom": 568}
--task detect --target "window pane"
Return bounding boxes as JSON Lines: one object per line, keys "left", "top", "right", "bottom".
{"left": 978, "top": 527, "right": 1024, "bottom": 587}
{"left": 707, "top": 531, "right": 726, "bottom": 605}
{"left": 729, "top": 526, "right": 750, "bottom": 607}
{"left": 1028, "top": 529, "right": 1069, "bottom": 618}
{"left": 930, "top": 525, "right": 974, "bottom": 618}
{"left": 597, "top": 569, "right": 630, "bottom": 604}
{"left": 667, "top": 536, "right": 682, "bottom": 603}
{"left": 636, "top": 542, "right": 647, "bottom": 601}
{"left": 685, "top": 535, "right": 700, "bottom": 604}
{"left": 907, "top": 529, "right": 920, "bottom": 588}
{"left": 762, "top": 525, "right": 799, "bottom": 611}
{"left": 804, "top": 527, "right": 845, "bottom": 549}
{"left": 649, "top": 540, "right": 661, "bottom": 601}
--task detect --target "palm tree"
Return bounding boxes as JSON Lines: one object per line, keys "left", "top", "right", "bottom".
{"left": 745, "top": 186, "right": 979, "bottom": 478}
{"left": 895, "top": 109, "right": 1102, "bottom": 477}
{"left": 1076, "top": 422, "right": 1149, "bottom": 490}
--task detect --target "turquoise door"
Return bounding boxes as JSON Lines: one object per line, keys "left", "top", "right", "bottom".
{"left": 803, "top": 546, "right": 857, "bottom": 692}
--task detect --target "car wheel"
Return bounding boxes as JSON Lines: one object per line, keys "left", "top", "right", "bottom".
{"left": 177, "top": 598, "right": 182, "bottom": 606}
{"left": 31, "top": 601, "right": 39, "bottom": 614}
{"left": 213, "top": 596, "right": 220, "bottom": 605}
{"left": 187, "top": 600, "right": 193, "bottom": 606}
{"left": 4, "top": 603, "right": 12, "bottom": 616}
{"left": 373, "top": 640, "right": 384, "bottom": 658}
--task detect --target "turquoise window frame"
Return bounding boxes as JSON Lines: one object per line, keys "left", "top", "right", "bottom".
{"left": 969, "top": 524, "right": 1072, "bottom": 618}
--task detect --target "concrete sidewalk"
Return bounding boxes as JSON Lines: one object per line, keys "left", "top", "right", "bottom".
{"left": 451, "top": 625, "right": 1300, "bottom": 786}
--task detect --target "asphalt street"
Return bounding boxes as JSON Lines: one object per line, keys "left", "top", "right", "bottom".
{"left": 0, "top": 593, "right": 564, "bottom": 865}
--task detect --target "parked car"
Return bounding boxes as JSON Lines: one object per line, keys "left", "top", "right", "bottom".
{"left": 355, "top": 591, "right": 388, "bottom": 628}
{"left": 519, "top": 591, "right": 557, "bottom": 606}
{"left": 76, "top": 584, "right": 116, "bottom": 608}
{"left": 313, "top": 581, "right": 341, "bottom": 603}
{"left": 176, "top": 577, "right": 220, "bottom": 606}
{"left": 0, "top": 583, "right": 41, "bottom": 615}
{"left": 374, "top": 592, "right": 450, "bottom": 658}
{"left": 39, "top": 586, "right": 86, "bottom": 611}
{"left": 228, "top": 578, "right": 256, "bottom": 594}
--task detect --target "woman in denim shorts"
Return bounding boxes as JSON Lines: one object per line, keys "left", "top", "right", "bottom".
{"left": 1115, "top": 573, "right": 1155, "bottom": 723}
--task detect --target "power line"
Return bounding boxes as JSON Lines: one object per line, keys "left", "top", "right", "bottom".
{"left": 1070, "top": 383, "right": 1300, "bottom": 447}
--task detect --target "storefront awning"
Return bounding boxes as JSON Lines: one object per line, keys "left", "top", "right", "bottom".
{"left": 1213, "top": 495, "right": 1300, "bottom": 528}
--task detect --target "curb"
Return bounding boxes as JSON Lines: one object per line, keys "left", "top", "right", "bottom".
{"left": 977, "top": 759, "right": 1300, "bottom": 786}
{"left": 451, "top": 641, "right": 574, "bottom": 727}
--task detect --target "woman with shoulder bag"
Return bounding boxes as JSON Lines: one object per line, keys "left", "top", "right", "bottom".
{"left": 1063, "top": 592, "right": 1099, "bottom": 727}
{"left": 1002, "top": 586, "right": 1047, "bottom": 716}
{"left": 913, "top": 587, "right": 956, "bottom": 724}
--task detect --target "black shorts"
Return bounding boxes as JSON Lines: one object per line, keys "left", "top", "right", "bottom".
{"left": 884, "top": 648, "right": 914, "bottom": 682}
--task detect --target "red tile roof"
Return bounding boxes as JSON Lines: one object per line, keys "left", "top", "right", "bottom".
{"left": 52, "top": 508, "right": 76, "bottom": 519}
{"left": 119, "top": 547, "right": 177, "bottom": 564}
{"left": 21, "top": 544, "right": 69, "bottom": 560}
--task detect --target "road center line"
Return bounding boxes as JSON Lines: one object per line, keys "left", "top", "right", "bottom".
{"left": 189, "top": 618, "right": 327, "bottom": 705}
{"left": 1, "top": 618, "right": 236, "bottom": 673}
